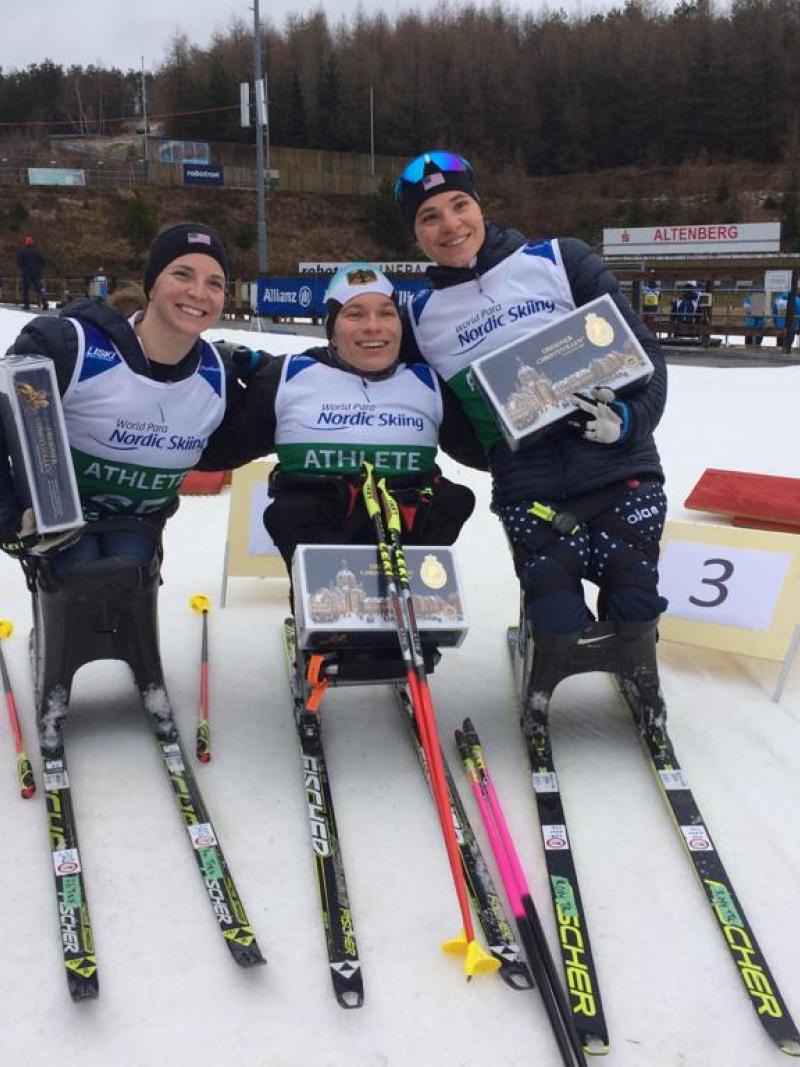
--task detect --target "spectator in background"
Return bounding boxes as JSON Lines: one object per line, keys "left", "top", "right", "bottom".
{"left": 86, "top": 268, "right": 111, "bottom": 300}
{"left": 742, "top": 290, "right": 765, "bottom": 346}
{"left": 771, "top": 290, "right": 800, "bottom": 347}
{"left": 642, "top": 281, "right": 660, "bottom": 331}
{"left": 16, "top": 235, "right": 47, "bottom": 311}
{"left": 671, "top": 282, "right": 700, "bottom": 327}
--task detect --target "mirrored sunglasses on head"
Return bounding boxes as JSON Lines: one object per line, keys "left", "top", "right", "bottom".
{"left": 394, "top": 151, "right": 473, "bottom": 200}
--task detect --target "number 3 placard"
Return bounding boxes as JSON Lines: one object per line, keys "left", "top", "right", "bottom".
{"left": 658, "top": 521, "right": 800, "bottom": 661}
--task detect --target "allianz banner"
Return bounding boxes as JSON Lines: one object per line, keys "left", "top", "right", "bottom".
{"left": 256, "top": 276, "right": 429, "bottom": 317}
{"left": 183, "top": 164, "right": 224, "bottom": 186}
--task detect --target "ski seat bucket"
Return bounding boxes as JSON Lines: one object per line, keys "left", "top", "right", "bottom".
{"left": 32, "top": 552, "right": 164, "bottom": 753}
{"left": 511, "top": 600, "right": 664, "bottom": 732}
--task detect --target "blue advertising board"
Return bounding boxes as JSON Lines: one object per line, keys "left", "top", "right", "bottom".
{"left": 256, "top": 276, "right": 429, "bottom": 318}
{"left": 183, "top": 164, "right": 224, "bottom": 186}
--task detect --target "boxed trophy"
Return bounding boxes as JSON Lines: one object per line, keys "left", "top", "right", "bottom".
{"left": 470, "top": 294, "right": 654, "bottom": 450}
{"left": 0, "top": 353, "right": 83, "bottom": 534}
{"left": 292, "top": 544, "right": 468, "bottom": 651}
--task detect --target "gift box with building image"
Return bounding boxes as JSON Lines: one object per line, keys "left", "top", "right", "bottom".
{"left": 470, "top": 294, "right": 654, "bottom": 451}
{"left": 292, "top": 544, "right": 468, "bottom": 650}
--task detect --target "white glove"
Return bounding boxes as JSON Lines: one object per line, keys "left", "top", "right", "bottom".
{"left": 571, "top": 388, "right": 625, "bottom": 444}
{"left": 19, "top": 508, "right": 37, "bottom": 537}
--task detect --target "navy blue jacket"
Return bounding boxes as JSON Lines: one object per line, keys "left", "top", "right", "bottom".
{"left": 197, "top": 345, "right": 486, "bottom": 473}
{"left": 403, "top": 223, "right": 667, "bottom": 506}
{"left": 0, "top": 299, "right": 249, "bottom": 534}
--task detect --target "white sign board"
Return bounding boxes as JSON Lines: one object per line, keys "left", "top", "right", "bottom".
{"left": 299, "top": 261, "right": 432, "bottom": 275}
{"left": 28, "top": 168, "right": 86, "bottom": 187}
{"left": 764, "top": 269, "right": 792, "bottom": 294}
{"left": 658, "top": 520, "right": 800, "bottom": 662}
{"left": 659, "top": 541, "right": 792, "bottom": 632}
{"left": 220, "top": 460, "right": 286, "bottom": 605}
{"left": 603, "top": 222, "right": 780, "bottom": 257}
{"left": 247, "top": 479, "right": 280, "bottom": 556}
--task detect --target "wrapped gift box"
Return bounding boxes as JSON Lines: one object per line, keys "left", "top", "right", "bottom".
{"left": 0, "top": 354, "right": 83, "bottom": 534}
{"left": 292, "top": 544, "right": 468, "bottom": 650}
{"left": 470, "top": 294, "right": 654, "bottom": 450}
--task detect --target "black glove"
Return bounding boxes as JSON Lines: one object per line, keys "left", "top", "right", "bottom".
{"left": 215, "top": 341, "right": 271, "bottom": 379}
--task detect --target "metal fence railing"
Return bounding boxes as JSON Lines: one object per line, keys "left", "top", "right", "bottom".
{"left": 0, "top": 144, "right": 406, "bottom": 196}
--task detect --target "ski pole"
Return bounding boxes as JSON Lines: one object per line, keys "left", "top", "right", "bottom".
{"left": 189, "top": 595, "right": 212, "bottom": 763}
{"left": 0, "top": 620, "right": 36, "bottom": 798}
{"left": 362, "top": 464, "right": 498, "bottom": 978}
{"left": 459, "top": 718, "right": 587, "bottom": 1066}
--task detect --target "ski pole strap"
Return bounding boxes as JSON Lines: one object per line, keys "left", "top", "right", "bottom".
{"left": 378, "top": 480, "right": 413, "bottom": 590}
{"left": 454, "top": 729, "right": 478, "bottom": 781}
{"left": 361, "top": 462, "right": 381, "bottom": 519}
{"left": 362, "top": 464, "right": 398, "bottom": 588}
{"left": 377, "top": 478, "right": 402, "bottom": 536}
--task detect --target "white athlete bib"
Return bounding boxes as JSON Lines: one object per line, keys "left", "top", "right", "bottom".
{"left": 275, "top": 355, "right": 442, "bottom": 476}
{"left": 62, "top": 319, "right": 226, "bottom": 513}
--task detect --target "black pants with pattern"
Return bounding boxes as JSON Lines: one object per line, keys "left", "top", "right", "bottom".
{"left": 497, "top": 480, "right": 669, "bottom": 634}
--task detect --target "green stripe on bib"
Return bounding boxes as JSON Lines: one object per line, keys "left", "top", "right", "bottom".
{"left": 71, "top": 446, "right": 190, "bottom": 513}
{"left": 276, "top": 442, "right": 437, "bottom": 476}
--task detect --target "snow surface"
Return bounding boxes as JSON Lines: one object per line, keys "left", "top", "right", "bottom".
{"left": 0, "top": 305, "right": 798, "bottom": 1067}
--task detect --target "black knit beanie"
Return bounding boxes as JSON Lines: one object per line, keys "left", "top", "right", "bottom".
{"left": 398, "top": 164, "right": 480, "bottom": 230}
{"left": 143, "top": 223, "right": 230, "bottom": 296}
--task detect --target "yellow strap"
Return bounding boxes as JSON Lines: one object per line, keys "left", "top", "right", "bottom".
{"left": 361, "top": 462, "right": 380, "bottom": 517}
{"left": 528, "top": 501, "right": 556, "bottom": 522}
{"left": 377, "top": 478, "right": 401, "bottom": 534}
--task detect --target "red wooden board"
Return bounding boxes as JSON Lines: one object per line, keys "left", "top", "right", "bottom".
{"left": 732, "top": 516, "right": 800, "bottom": 534}
{"left": 684, "top": 468, "right": 800, "bottom": 530}
{"left": 180, "top": 471, "right": 228, "bottom": 495}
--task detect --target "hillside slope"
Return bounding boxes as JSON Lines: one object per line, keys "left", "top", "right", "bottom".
{"left": 0, "top": 158, "right": 792, "bottom": 284}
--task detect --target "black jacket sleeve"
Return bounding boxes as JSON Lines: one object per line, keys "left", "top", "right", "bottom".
{"left": 0, "top": 416, "right": 22, "bottom": 534}
{"left": 558, "top": 237, "right": 667, "bottom": 445}
{"left": 399, "top": 317, "right": 487, "bottom": 471}
{"left": 400, "top": 310, "right": 424, "bottom": 363}
{"left": 197, "top": 354, "right": 285, "bottom": 471}
{"left": 438, "top": 377, "right": 488, "bottom": 472}
{"left": 6, "top": 315, "right": 79, "bottom": 395}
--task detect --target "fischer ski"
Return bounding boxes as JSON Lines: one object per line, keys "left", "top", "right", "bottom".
{"left": 40, "top": 693, "right": 264, "bottom": 999}
{"left": 507, "top": 624, "right": 609, "bottom": 1054}
{"left": 43, "top": 750, "right": 99, "bottom": 1001}
{"left": 27, "top": 548, "right": 264, "bottom": 995}
{"left": 282, "top": 619, "right": 364, "bottom": 1009}
{"left": 148, "top": 720, "right": 266, "bottom": 969}
{"left": 394, "top": 683, "right": 533, "bottom": 990}
{"left": 508, "top": 602, "right": 800, "bottom": 1058}
{"left": 617, "top": 671, "right": 800, "bottom": 1058}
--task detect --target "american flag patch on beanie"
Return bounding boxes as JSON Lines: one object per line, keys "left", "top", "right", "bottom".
{"left": 188, "top": 232, "right": 212, "bottom": 245}
{"left": 422, "top": 172, "right": 445, "bottom": 191}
